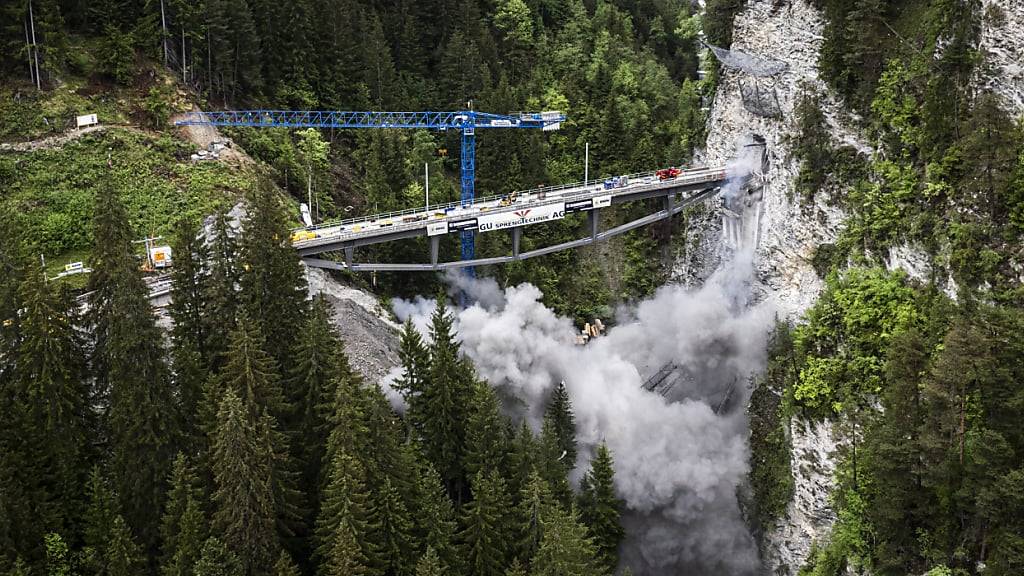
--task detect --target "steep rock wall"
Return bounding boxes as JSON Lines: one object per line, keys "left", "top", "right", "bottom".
{"left": 683, "top": 0, "right": 866, "bottom": 573}
{"left": 977, "top": 0, "right": 1024, "bottom": 113}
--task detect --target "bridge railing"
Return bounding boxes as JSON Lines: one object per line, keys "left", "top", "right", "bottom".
{"left": 293, "top": 167, "right": 728, "bottom": 247}
{"left": 296, "top": 166, "right": 724, "bottom": 234}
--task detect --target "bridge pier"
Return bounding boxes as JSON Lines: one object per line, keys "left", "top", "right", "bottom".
{"left": 430, "top": 236, "right": 440, "bottom": 266}
{"left": 588, "top": 209, "right": 599, "bottom": 242}
{"left": 512, "top": 227, "right": 522, "bottom": 259}
{"left": 344, "top": 246, "right": 355, "bottom": 269}
{"left": 664, "top": 192, "right": 675, "bottom": 215}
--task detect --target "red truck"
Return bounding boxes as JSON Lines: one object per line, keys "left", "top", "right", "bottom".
{"left": 656, "top": 167, "right": 682, "bottom": 180}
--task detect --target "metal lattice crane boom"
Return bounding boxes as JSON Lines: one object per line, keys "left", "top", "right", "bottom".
{"left": 175, "top": 109, "right": 566, "bottom": 265}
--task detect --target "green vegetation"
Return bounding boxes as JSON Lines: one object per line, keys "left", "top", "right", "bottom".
{"left": 2, "top": 0, "right": 714, "bottom": 317}
{"left": 0, "top": 129, "right": 250, "bottom": 256}
{"left": 0, "top": 180, "right": 626, "bottom": 576}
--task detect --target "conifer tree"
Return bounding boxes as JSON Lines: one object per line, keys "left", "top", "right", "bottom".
{"left": 169, "top": 217, "right": 210, "bottom": 365}
{"left": 238, "top": 180, "right": 309, "bottom": 377}
{"left": 82, "top": 466, "right": 118, "bottom": 575}
{"left": 421, "top": 297, "right": 474, "bottom": 497}
{"left": 169, "top": 217, "right": 211, "bottom": 444}
{"left": 577, "top": 443, "right": 624, "bottom": 574}
{"left": 211, "top": 389, "right": 279, "bottom": 575}
{"left": 15, "top": 261, "right": 89, "bottom": 531}
{"left": 412, "top": 462, "right": 459, "bottom": 574}
{"left": 544, "top": 381, "right": 576, "bottom": 468}
{"left": 194, "top": 537, "right": 243, "bottom": 576}
{"left": 161, "top": 454, "right": 207, "bottom": 576}
{"left": 86, "top": 180, "right": 177, "bottom": 557}
{"left": 105, "top": 515, "right": 144, "bottom": 576}
{"left": 464, "top": 381, "right": 506, "bottom": 480}
{"left": 375, "top": 476, "right": 416, "bottom": 576}
{"left": 219, "top": 312, "right": 288, "bottom": 418}
{"left": 413, "top": 547, "right": 443, "bottom": 576}
{"left": 202, "top": 210, "right": 241, "bottom": 369}
{"left": 504, "top": 558, "right": 525, "bottom": 576}
{"left": 459, "top": 470, "right": 512, "bottom": 576}
{"left": 324, "top": 521, "right": 369, "bottom": 576}
{"left": 288, "top": 295, "right": 346, "bottom": 494}
{"left": 516, "top": 469, "right": 557, "bottom": 567}
{"left": 271, "top": 551, "right": 301, "bottom": 576}
{"left": 537, "top": 418, "right": 572, "bottom": 506}
{"left": 314, "top": 452, "right": 381, "bottom": 576}
{"left": 393, "top": 319, "right": 430, "bottom": 432}
{"left": 532, "top": 506, "right": 602, "bottom": 576}
{"left": 506, "top": 421, "right": 538, "bottom": 500}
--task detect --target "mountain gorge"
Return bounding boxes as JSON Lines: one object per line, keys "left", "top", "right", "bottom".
{"left": 2, "top": 0, "right": 1024, "bottom": 575}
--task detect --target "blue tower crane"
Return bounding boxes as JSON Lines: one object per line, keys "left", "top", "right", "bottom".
{"left": 175, "top": 109, "right": 566, "bottom": 265}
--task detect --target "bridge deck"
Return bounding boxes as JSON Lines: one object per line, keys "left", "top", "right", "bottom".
{"left": 291, "top": 166, "right": 728, "bottom": 259}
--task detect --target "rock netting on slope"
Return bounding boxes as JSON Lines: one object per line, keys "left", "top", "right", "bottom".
{"left": 977, "top": 0, "right": 1024, "bottom": 114}
{"left": 695, "top": 0, "right": 856, "bottom": 317}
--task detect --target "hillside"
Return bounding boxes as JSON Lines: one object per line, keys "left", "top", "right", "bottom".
{"left": 3, "top": 0, "right": 1024, "bottom": 575}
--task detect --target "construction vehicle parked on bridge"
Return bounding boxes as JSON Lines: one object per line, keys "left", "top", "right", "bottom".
{"left": 603, "top": 176, "right": 629, "bottom": 189}
{"left": 656, "top": 167, "right": 682, "bottom": 180}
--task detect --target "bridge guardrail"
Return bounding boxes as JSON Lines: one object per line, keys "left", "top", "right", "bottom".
{"left": 296, "top": 166, "right": 724, "bottom": 234}
{"left": 293, "top": 167, "right": 727, "bottom": 249}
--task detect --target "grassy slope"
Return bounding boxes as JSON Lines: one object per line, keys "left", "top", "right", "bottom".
{"left": 0, "top": 73, "right": 260, "bottom": 277}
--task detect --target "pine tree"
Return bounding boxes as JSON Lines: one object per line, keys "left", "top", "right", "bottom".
{"left": 211, "top": 389, "right": 279, "bottom": 575}
{"left": 375, "top": 476, "right": 415, "bottom": 576}
{"left": 324, "top": 521, "right": 369, "bottom": 576}
{"left": 202, "top": 209, "right": 241, "bottom": 369}
{"left": 464, "top": 381, "right": 506, "bottom": 480}
{"left": 238, "top": 179, "right": 309, "bottom": 378}
{"left": 169, "top": 217, "right": 210, "bottom": 364}
{"left": 504, "top": 558, "right": 525, "bottom": 576}
{"left": 87, "top": 180, "right": 177, "bottom": 557}
{"left": 288, "top": 295, "right": 345, "bottom": 495}
{"left": 271, "top": 551, "right": 300, "bottom": 576}
{"left": 420, "top": 297, "right": 474, "bottom": 497}
{"left": 218, "top": 312, "right": 287, "bottom": 419}
{"left": 413, "top": 547, "right": 443, "bottom": 576}
{"left": 314, "top": 452, "right": 381, "bottom": 576}
{"left": 544, "top": 381, "right": 576, "bottom": 468}
{"left": 515, "top": 470, "right": 557, "bottom": 567}
{"left": 458, "top": 470, "right": 512, "bottom": 576}
{"left": 105, "top": 515, "right": 144, "bottom": 576}
{"left": 532, "top": 506, "right": 602, "bottom": 576}
{"left": 576, "top": 443, "right": 623, "bottom": 574}
{"left": 412, "top": 462, "right": 459, "bottom": 574}
{"left": 537, "top": 418, "right": 572, "bottom": 506}
{"left": 161, "top": 454, "right": 207, "bottom": 576}
{"left": 393, "top": 319, "right": 430, "bottom": 432}
{"left": 14, "top": 261, "right": 89, "bottom": 533}
{"left": 170, "top": 217, "right": 211, "bottom": 445}
{"left": 506, "top": 421, "right": 538, "bottom": 500}
{"left": 194, "top": 537, "right": 243, "bottom": 576}
{"left": 82, "top": 466, "right": 118, "bottom": 575}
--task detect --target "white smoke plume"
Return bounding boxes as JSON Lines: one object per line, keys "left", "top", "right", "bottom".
{"left": 390, "top": 251, "right": 775, "bottom": 575}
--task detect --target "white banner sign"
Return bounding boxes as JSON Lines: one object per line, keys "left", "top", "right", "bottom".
{"left": 76, "top": 113, "right": 98, "bottom": 128}
{"left": 477, "top": 202, "right": 566, "bottom": 232}
{"left": 593, "top": 194, "right": 612, "bottom": 209}
{"left": 427, "top": 221, "right": 449, "bottom": 236}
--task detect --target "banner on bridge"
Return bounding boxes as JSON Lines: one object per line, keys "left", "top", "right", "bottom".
{"left": 477, "top": 202, "right": 566, "bottom": 232}
{"left": 427, "top": 221, "right": 449, "bottom": 236}
{"left": 565, "top": 195, "right": 612, "bottom": 213}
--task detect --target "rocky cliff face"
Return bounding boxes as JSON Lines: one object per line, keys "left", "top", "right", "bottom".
{"left": 977, "top": 0, "right": 1024, "bottom": 114}
{"left": 679, "top": 0, "right": 858, "bottom": 317}
{"left": 684, "top": 0, "right": 866, "bottom": 572}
